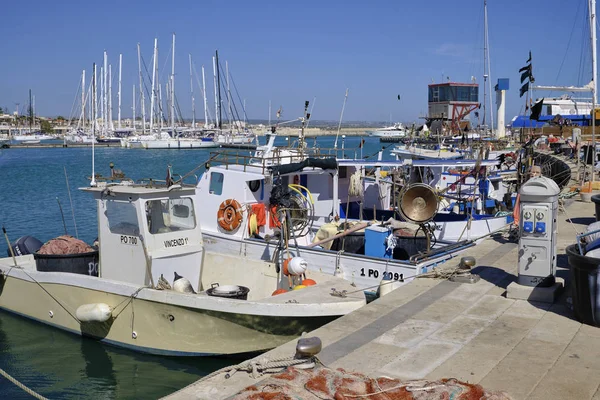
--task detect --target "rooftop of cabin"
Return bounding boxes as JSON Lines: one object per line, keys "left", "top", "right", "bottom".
{"left": 80, "top": 182, "right": 196, "bottom": 196}
{"left": 209, "top": 149, "right": 338, "bottom": 175}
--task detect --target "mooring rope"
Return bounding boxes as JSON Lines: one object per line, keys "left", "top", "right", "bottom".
{"left": 0, "top": 368, "right": 48, "bottom": 400}
{"left": 197, "top": 356, "right": 317, "bottom": 383}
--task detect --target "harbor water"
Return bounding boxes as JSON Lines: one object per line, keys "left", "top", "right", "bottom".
{"left": 0, "top": 135, "right": 389, "bottom": 399}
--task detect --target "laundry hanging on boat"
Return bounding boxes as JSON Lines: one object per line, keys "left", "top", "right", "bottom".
{"left": 248, "top": 203, "right": 267, "bottom": 235}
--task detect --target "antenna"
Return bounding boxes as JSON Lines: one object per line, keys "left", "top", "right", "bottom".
{"left": 334, "top": 88, "right": 349, "bottom": 149}
{"left": 91, "top": 62, "right": 97, "bottom": 187}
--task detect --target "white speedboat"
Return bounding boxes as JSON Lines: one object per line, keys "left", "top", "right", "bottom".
{"left": 12, "top": 133, "right": 54, "bottom": 141}
{"left": 391, "top": 144, "right": 463, "bottom": 161}
{"left": 141, "top": 131, "right": 219, "bottom": 149}
{"left": 367, "top": 123, "right": 407, "bottom": 138}
{"left": 215, "top": 130, "right": 256, "bottom": 145}
{"left": 0, "top": 181, "right": 364, "bottom": 356}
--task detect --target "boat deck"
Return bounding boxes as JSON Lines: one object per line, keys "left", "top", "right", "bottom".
{"left": 163, "top": 199, "right": 600, "bottom": 400}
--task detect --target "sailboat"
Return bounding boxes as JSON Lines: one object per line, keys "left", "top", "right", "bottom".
{"left": 12, "top": 90, "right": 52, "bottom": 143}
{"left": 212, "top": 51, "right": 257, "bottom": 146}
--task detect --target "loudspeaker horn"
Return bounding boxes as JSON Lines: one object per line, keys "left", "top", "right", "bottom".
{"left": 397, "top": 183, "right": 439, "bottom": 224}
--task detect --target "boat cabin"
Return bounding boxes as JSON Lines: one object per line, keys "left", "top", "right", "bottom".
{"left": 82, "top": 184, "right": 203, "bottom": 291}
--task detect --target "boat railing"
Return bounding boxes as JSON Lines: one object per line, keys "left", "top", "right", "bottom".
{"left": 209, "top": 147, "right": 343, "bottom": 174}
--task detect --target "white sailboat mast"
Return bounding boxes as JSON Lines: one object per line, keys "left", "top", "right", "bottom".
{"left": 99, "top": 66, "right": 104, "bottom": 130}
{"left": 118, "top": 54, "right": 122, "bottom": 129}
{"left": 82, "top": 70, "right": 86, "bottom": 129}
{"left": 171, "top": 33, "right": 176, "bottom": 134}
{"left": 202, "top": 65, "right": 208, "bottom": 128}
{"left": 226, "top": 60, "right": 232, "bottom": 128}
{"left": 94, "top": 65, "right": 98, "bottom": 132}
{"left": 213, "top": 56, "right": 219, "bottom": 128}
{"left": 159, "top": 83, "right": 164, "bottom": 130}
{"left": 189, "top": 54, "right": 195, "bottom": 129}
{"left": 103, "top": 51, "right": 108, "bottom": 134}
{"left": 150, "top": 38, "right": 157, "bottom": 131}
{"left": 137, "top": 43, "right": 146, "bottom": 134}
{"left": 269, "top": 100, "right": 271, "bottom": 126}
{"left": 91, "top": 63, "right": 97, "bottom": 187}
{"left": 132, "top": 84, "right": 136, "bottom": 129}
{"left": 109, "top": 64, "right": 113, "bottom": 132}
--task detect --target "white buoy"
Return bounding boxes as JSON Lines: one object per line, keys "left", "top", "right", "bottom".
{"left": 288, "top": 257, "right": 308, "bottom": 276}
{"left": 174, "top": 271, "right": 196, "bottom": 294}
{"left": 76, "top": 303, "right": 112, "bottom": 323}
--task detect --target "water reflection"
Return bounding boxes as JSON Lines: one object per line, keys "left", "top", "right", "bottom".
{"left": 0, "top": 311, "right": 234, "bottom": 399}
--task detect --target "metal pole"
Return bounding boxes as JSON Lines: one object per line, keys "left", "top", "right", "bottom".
{"left": 591, "top": 0, "right": 597, "bottom": 182}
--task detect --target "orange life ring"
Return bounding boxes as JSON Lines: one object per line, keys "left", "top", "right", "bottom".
{"left": 217, "top": 199, "right": 244, "bottom": 231}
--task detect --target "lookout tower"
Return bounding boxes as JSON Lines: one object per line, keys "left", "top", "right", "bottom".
{"left": 427, "top": 82, "right": 479, "bottom": 133}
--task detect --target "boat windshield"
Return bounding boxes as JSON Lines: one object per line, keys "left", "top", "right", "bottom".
{"left": 146, "top": 197, "right": 196, "bottom": 234}
{"left": 105, "top": 201, "right": 140, "bottom": 236}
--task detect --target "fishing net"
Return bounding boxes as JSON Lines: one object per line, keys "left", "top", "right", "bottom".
{"left": 37, "top": 235, "right": 94, "bottom": 255}
{"left": 232, "top": 365, "right": 512, "bottom": 399}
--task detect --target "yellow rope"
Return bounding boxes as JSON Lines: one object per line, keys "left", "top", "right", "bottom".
{"left": 288, "top": 184, "right": 314, "bottom": 203}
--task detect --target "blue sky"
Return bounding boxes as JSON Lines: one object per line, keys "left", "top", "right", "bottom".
{"left": 0, "top": 0, "right": 594, "bottom": 125}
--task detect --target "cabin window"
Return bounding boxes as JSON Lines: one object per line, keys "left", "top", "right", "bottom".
{"left": 209, "top": 172, "right": 224, "bottom": 195}
{"left": 105, "top": 201, "right": 140, "bottom": 236}
{"left": 146, "top": 197, "right": 196, "bottom": 234}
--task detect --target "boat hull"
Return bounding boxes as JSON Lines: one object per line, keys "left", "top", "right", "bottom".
{"left": 202, "top": 232, "right": 474, "bottom": 295}
{"left": 143, "top": 139, "right": 219, "bottom": 149}
{"left": 0, "top": 266, "right": 346, "bottom": 356}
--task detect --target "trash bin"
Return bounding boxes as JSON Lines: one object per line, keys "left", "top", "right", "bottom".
{"left": 592, "top": 195, "right": 600, "bottom": 222}
{"left": 566, "top": 244, "right": 600, "bottom": 326}
{"left": 34, "top": 251, "right": 99, "bottom": 276}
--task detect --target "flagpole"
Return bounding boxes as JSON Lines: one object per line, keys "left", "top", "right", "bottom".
{"left": 591, "top": 0, "right": 597, "bottom": 183}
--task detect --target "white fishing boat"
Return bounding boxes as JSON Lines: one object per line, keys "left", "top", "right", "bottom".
{"left": 194, "top": 149, "right": 479, "bottom": 297}
{"left": 0, "top": 180, "right": 364, "bottom": 356}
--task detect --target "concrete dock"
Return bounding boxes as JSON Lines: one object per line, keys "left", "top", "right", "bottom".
{"left": 164, "top": 196, "right": 600, "bottom": 400}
